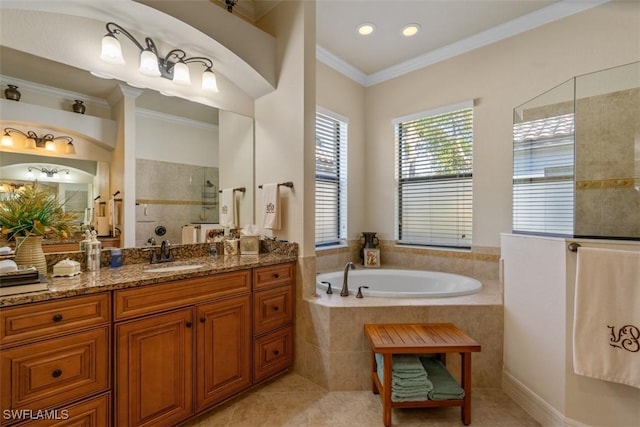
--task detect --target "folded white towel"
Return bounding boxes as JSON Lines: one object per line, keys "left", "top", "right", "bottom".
{"left": 0, "top": 246, "right": 12, "bottom": 254}
{"left": 0, "top": 259, "right": 18, "bottom": 273}
{"left": 219, "top": 189, "right": 237, "bottom": 227}
{"left": 573, "top": 247, "right": 640, "bottom": 389}
{"left": 262, "top": 183, "right": 281, "bottom": 230}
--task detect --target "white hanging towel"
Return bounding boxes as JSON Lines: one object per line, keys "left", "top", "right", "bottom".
{"left": 573, "top": 247, "right": 640, "bottom": 389}
{"left": 181, "top": 225, "right": 198, "bottom": 244}
{"left": 262, "top": 183, "right": 281, "bottom": 230}
{"left": 219, "top": 189, "right": 237, "bottom": 227}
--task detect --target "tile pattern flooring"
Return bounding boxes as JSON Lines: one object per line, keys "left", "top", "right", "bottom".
{"left": 183, "top": 373, "right": 541, "bottom": 427}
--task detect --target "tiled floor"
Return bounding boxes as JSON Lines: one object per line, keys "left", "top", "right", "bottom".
{"left": 183, "top": 372, "right": 541, "bottom": 427}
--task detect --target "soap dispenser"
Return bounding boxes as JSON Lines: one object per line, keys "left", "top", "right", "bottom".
{"left": 85, "top": 231, "right": 102, "bottom": 271}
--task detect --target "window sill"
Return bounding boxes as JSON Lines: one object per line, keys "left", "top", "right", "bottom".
{"left": 316, "top": 243, "right": 349, "bottom": 253}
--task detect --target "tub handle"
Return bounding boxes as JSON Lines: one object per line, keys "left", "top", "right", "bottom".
{"left": 321, "top": 281, "right": 333, "bottom": 294}
{"left": 356, "top": 286, "right": 369, "bottom": 299}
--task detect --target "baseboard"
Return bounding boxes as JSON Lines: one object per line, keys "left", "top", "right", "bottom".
{"left": 502, "top": 369, "right": 588, "bottom": 427}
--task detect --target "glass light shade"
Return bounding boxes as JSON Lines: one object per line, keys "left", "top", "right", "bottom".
{"left": 66, "top": 141, "right": 76, "bottom": 155}
{"left": 27, "top": 169, "right": 34, "bottom": 178}
{"left": 139, "top": 50, "right": 161, "bottom": 77}
{"left": 45, "top": 139, "right": 56, "bottom": 151}
{"left": 1, "top": 133, "right": 13, "bottom": 147}
{"left": 100, "top": 34, "right": 125, "bottom": 64}
{"left": 64, "top": 171, "right": 72, "bottom": 180}
{"left": 202, "top": 69, "right": 218, "bottom": 92}
{"left": 172, "top": 62, "right": 191, "bottom": 85}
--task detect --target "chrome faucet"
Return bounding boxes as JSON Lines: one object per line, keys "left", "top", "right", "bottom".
{"left": 341, "top": 261, "right": 356, "bottom": 296}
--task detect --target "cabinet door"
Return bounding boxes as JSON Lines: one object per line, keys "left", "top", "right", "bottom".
{"left": 115, "top": 309, "right": 193, "bottom": 427}
{"left": 196, "top": 295, "right": 251, "bottom": 411}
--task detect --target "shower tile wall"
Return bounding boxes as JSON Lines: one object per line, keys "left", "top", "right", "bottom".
{"left": 575, "top": 88, "right": 640, "bottom": 238}
{"left": 136, "top": 159, "right": 219, "bottom": 246}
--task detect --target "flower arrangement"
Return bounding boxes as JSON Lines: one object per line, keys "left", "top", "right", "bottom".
{"left": 0, "top": 181, "right": 79, "bottom": 240}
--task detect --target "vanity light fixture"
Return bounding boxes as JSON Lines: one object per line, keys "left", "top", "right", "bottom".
{"left": 28, "top": 167, "right": 71, "bottom": 179}
{"left": 100, "top": 22, "right": 219, "bottom": 93}
{"left": 402, "top": 24, "right": 421, "bottom": 37}
{"left": 2, "top": 128, "right": 76, "bottom": 155}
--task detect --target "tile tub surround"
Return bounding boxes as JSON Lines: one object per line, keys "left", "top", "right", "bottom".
{"left": 301, "top": 242, "right": 503, "bottom": 391}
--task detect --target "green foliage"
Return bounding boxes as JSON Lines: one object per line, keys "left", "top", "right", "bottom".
{"left": 0, "top": 181, "right": 78, "bottom": 239}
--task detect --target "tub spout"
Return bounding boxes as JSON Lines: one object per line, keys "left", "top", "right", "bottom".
{"left": 341, "top": 261, "right": 356, "bottom": 296}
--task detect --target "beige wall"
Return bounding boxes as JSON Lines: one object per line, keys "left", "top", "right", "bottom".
{"left": 361, "top": 1, "right": 640, "bottom": 248}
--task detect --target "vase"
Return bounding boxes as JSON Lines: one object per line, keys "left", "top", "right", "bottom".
{"left": 14, "top": 236, "right": 47, "bottom": 276}
{"left": 4, "top": 84, "right": 21, "bottom": 101}
{"left": 72, "top": 100, "right": 86, "bottom": 114}
{"left": 359, "top": 232, "right": 379, "bottom": 265}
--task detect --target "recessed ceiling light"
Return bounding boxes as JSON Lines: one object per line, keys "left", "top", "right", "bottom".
{"left": 402, "top": 24, "right": 421, "bottom": 37}
{"left": 357, "top": 23, "right": 375, "bottom": 36}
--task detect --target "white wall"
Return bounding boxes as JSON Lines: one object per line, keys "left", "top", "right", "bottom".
{"left": 363, "top": 1, "right": 640, "bottom": 248}
{"left": 502, "top": 233, "right": 640, "bottom": 426}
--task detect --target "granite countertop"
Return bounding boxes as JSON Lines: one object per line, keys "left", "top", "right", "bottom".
{"left": 0, "top": 253, "right": 297, "bottom": 308}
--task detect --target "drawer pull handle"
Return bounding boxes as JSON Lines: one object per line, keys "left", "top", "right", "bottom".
{"left": 273, "top": 350, "right": 280, "bottom": 356}
{"left": 186, "top": 322, "right": 192, "bottom": 328}
{"left": 273, "top": 306, "right": 279, "bottom": 311}
{"left": 273, "top": 273, "right": 280, "bottom": 279}
{"left": 52, "top": 314, "right": 63, "bottom": 322}
{"left": 200, "top": 317, "right": 206, "bottom": 323}
{"left": 52, "top": 369, "right": 63, "bottom": 378}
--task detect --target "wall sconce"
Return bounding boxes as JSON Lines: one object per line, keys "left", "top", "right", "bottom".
{"left": 27, "top": 167, "right": 71, "bottom": 179}
{"left": 2, "top": 128, "right": 75, "bottom": 154}
{"left": 100, "top": 22, "right": 219, "bottom": 93}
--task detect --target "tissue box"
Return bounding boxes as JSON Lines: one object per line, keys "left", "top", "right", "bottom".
{"left": 240, "top": 236, "right": 260, "bottom": 255}
{"left": 53, "top": 259, "right": 81, "bottom": 277}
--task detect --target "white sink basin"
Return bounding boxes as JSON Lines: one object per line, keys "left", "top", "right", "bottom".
{"left": 145, "top": 264, "right": 204, "bottom": 273}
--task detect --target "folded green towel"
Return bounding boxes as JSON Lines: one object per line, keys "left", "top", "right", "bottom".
{"left": 375, "top": 353, "right": 427, "bottom": 376}
{"left": 375, "top": 353, "right": 434, "bottom": 402}
{"left": 419, "top": 357, "right": 465, "bottom": 400}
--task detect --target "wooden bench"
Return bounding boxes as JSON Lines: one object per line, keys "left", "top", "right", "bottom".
{"left": 364, "top": 323, "right": 481, "bottom": 426}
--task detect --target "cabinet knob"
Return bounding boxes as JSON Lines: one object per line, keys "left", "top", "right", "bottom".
{"left": 199, "top": 317, "right": 206, "bottom": 323}
{"left": 272, "top": 306, "right": 279, "bottom": 311}
{"left": 273, "top": 273, "right": 280, "bottom": 279}
{"left": 273, "top": 350, "right": 280, "bottom": 356}
{"left": 52, "top": 369, "right": 63, "bottom": 378}
{"left": 186, "top": 322, "right": 192, "bottom": 328}
{"left": 52, "top": 314, "right": 63, "bottom": 322}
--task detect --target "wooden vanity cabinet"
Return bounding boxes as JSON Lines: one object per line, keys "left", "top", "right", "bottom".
{"left": 0, "top": 293, "right": 111, "bottom": 427}
{"left": 114, "top": 270, "right": 252, "bottom": 426}
{"left": 252, "top": 263, "right": 295, "bottom": 382}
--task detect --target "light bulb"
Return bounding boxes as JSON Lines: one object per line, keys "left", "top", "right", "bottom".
{"left": 202, "top": 69, "right": 218, "bottom": 92}
{"left": 100, "top": 34, "right": 125, "bottom": 64}
{"left": 139, "top": 50, "right": 161, "bottom": 77}
{"left": 1, "top": 132, "right": 13, "bottom": 147}
{"left": 45, "top": 139, "right": 56, "bottom": 151}
{"left": 172, "top": 62, "right": 191, "bottom": 85}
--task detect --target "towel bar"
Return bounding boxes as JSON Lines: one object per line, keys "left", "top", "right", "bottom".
{"left": 258, "top": 181, "right": 294, "bottom": 189}
{"left": 218, "top": 187, "right": 246, "bottom": 193}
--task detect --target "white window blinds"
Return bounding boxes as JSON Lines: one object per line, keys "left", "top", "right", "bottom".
{"left": 315, "top": 110, "right": 347, "bottom": 246}
{"left": 512, "top": 113, "right": 574, "bottom": 235}
{"left": 395, "top": 103, "right": 473, "bottom": 248}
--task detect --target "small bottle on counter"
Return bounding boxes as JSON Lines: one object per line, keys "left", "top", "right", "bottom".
{"left": 110, "top": 248, "right": 123, "bottom": 268}
{"left": 85, "top": 231, "right": 102, "bottom": 271}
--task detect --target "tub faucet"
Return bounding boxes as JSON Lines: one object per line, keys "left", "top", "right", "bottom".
{"left": 341, "top": 261, "right": 356, "bottom": 296}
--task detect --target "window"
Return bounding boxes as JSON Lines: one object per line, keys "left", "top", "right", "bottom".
{"left": 512, "top": 113, "right": 574, "bottom": 235}
{"left": 315, "top": 109, "right": 347, "bottom": 246}
{"left": 394, "top": 102, "right": 473, "bottom": 248}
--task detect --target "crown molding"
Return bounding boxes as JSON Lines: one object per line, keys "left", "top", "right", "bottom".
{"left": 136, "top": 108, "right": 218, "bottom": 131}
{"left": 318, "top": 0, "right": 612, "bottom": 87}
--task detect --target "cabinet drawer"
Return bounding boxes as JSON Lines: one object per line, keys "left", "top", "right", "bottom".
{"left": 0, "top": 327, "right": 110, "bottom": 418}
{"left": 253, "top": 285, "right": 294, "bottom": 336}
{"left": 253, "top": 326, "right": 293, "bottom": 382}
{"left": 0, "top": 294, "right": 110, "bottom": 347}
{"left": 253, "top": 263, "right": 294, "bottom": 291}
{"left": 17, "top": 392, "right": 111, "bottom": 427}
{"left": 114, "top": 270, "right": 250, "bottom": 320}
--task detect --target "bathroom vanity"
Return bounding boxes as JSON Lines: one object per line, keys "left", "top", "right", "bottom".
{"left": 0, "top": 257, "right": 296, "bottom": 427}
